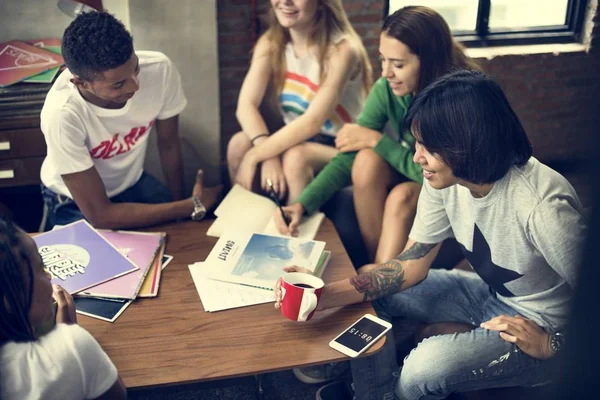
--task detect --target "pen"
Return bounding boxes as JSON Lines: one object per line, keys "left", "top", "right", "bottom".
{"left": 266, "top": 178, "right": 291, "bottom": 227}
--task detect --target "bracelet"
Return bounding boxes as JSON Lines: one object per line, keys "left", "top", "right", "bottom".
{"left": 250, "top": 133, "right": 269, "bottom": 145}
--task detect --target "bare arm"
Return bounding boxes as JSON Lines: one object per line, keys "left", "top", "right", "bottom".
{"left": 318, "top": 240, "right": 441, "bottom": 310}
{"left": 235, "top": 35, "right": 274, "bottom": 146}
{"left": 156, "top": 116, "right": 185, "bottom": 200}
{"left": 247, "top": 39, "right": 360, "bottom": 162}
{"left": 62, "top": 166, "right": 193, "bottom": 229}
{"left": 93, "top": 376, "right": 127, "bottom": 400}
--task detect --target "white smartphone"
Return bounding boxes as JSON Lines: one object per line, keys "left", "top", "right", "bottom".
{"left": 329, "top": 314, "right": 392, "bottom": 358}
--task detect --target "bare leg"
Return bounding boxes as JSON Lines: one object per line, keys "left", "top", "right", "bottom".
{"left": 352, "top": 149, "right": 402, "bottom": 262}
{"left": 374, "top": 181, "right": 421, "bottom": 263}
{"left": 281, "top": 142, "right": 338, "bottom": 204}
{"left": 226, "top": 132, "right": 252, "bottom": 184}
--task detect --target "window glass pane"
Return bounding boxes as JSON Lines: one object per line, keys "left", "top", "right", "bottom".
{"left": 489, "top": 0, "right": 569, "bottom": 29}
{"left": 388, "top": 0, "right": 479, "bottom": 31}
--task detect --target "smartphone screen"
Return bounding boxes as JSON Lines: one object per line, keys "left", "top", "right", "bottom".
{"left": 333, "top": 316, "right": 388, "bottom": 354}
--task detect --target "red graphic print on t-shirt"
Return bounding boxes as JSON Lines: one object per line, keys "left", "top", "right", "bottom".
{"left": 89, "top": 120, "right": 155, "bottom": 160}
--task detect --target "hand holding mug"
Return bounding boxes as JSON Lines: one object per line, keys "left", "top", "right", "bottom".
{"left": 274, "top": 266, "right": 312, "bottom": 309}
{"left": 276, "top": 270, "right": 324, "bottom": 322}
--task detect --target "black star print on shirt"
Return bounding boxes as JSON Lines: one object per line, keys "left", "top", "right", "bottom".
{"left": 458, "top": 224, "right": 523, "bottom": 297}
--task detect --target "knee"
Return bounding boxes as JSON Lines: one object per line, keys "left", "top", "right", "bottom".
{"left": 281, "top": 145, "right": 310, "bottom": 179}
{"left": 226, "top": 132, "right": 251, "bottom": 165}
{"left": 384, "top": 184, "right": 420, "bottom": 216}
{"left": 352, "top": 149, "right": 387, "bottom": 190}
{"left": 397, "top": 338, "right": 450, "bottom": 399}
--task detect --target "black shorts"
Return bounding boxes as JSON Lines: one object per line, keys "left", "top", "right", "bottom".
{"left": 308, "top": 133, "right": 336, "bottom": 147}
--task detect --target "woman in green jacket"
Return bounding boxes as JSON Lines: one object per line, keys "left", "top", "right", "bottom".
{"left": 275, "top": 6, "right": 479, "bottom": 266}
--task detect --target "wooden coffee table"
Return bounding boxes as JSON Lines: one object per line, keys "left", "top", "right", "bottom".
{"left": 78, "top": 218, "right": 384, "bottom": 389}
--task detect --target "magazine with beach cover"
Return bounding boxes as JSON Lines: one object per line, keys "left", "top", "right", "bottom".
{"left": 201, "top": 232, "right": 326, "bottom": 290}
{"left": 32, "top": 220, "right": 138, "bottom": 294}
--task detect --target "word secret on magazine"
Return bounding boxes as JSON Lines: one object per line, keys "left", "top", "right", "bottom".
{"left": 39, "top": 245, "right": 87, "bottom": 281}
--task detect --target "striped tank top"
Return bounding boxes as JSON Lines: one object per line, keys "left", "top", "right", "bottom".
{"left": 279, "top": 35, "right": 365, "bottom": 137}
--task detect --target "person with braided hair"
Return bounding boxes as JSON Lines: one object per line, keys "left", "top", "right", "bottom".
{"left": 0, "top": 216, "right": 126, "bottom": 399}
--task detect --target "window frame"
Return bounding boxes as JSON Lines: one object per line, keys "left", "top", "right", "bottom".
{"left": 384, "top": 0, "right": 589, "bottom": 47}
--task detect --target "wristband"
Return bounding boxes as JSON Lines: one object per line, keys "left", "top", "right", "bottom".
{"left": 250, "top": 133, "right": 269, "bottom": 145}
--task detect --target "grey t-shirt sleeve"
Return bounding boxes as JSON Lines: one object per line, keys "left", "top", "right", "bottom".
{"left": 409, "top": 180, "right": 453, "bottom": 244}
{"left": 527, "top": 196, "right": 586, "bottom": 289}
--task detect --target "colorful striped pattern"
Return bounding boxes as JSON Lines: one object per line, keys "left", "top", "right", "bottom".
{"left": 280, "top": 72, "right": 351, "bottom": 135}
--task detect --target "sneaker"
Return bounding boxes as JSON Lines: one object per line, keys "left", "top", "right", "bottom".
{"left": 293, "top": 362, "right": 350, "bottom": 384}
{"left": 315, "top": 381, "right": 354, "bottom": 400}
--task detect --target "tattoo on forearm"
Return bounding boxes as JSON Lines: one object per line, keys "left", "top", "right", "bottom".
{"left": 349, "top": 242, "right": 437, "bottom": 302}
{"left": 350, "top": 260, "right": 405, "bottom": 302}
{"left": 396, "top": 242, "right": 437, "bottom": 261}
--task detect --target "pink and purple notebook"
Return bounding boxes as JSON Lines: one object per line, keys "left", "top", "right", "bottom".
{"left": 33, "top": 220, "right": 138, "bottom": 294}
{"left": 79, "top": 230, "right": 165, "bottom": 299}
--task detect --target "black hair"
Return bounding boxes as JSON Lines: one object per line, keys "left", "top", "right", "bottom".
{"left": 61, "top": 11, "right": 134, "bottom": 82}
{"left": 405, "top": 69, "right": 532, "bottom": 184}
{"left": 0, "top": 216, "right": 36, "bottom": 346}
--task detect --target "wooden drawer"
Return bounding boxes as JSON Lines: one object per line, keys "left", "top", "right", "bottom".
{"left": 0, "top": 157, "right": 44, "bottom": 187}
{"left": 0, "top": 128, "right": 46, "bottom": 160}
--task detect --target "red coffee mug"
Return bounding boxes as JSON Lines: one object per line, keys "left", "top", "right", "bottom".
{"left": 280, "top": 272, "right": 324, "bottom": 322}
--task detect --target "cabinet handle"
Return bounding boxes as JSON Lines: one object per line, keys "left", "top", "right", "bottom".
{"left": 0, "top": 141, "right": 10, "bottom": 151}
{"left": 0, "top": 169, "right": 15, "bottom": 179}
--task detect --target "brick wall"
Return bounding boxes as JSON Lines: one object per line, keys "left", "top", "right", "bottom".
{"left": 217, "top": 1, "right": 599, "bottom": 202}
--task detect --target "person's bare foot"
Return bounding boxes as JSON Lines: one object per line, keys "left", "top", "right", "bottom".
{"left": 192, "top": 170, "right": 223, "bottom": 211}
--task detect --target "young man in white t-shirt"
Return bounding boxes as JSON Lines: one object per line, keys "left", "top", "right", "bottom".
{"left": 275, "top": 71, "right": 588, "bottom": 400}
{"left": 40, "top": 11, "right": 220, "bottom": 230}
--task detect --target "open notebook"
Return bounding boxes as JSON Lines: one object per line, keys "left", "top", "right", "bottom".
{"left": 207, "top": 184, "right": 324, "bottom": 240}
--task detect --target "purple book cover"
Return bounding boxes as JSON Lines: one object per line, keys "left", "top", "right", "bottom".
{"left": 33, "top": 220, "right": 138, "bottom": 294}
{"left": 79, "top": 230, "right": 165, "bottom": 299}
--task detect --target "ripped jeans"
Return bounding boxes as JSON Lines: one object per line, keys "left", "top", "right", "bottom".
{"left": 351, "top": 269, "right": 557, "bottom": 400}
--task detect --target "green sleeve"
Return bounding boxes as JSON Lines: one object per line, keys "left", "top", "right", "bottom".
{"left": 373, "top": 134, "right": 423, "bottom": 184}
{"left": 356, "top": 78, "right": 389, "bottom": 131}
{"left": 296, "top": 151, "right": 356, "bottom": 214}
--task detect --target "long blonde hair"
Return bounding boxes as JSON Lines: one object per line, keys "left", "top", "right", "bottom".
{"left": 263, "top": 0, "right": 372, "bottom": 96}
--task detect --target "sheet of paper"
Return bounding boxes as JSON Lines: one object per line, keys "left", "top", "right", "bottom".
{"left": 213, "top": 184, "right": 276, "bottom": 218}
{"left": 208, "top": 184, "right": 277, "bottom": 237}
{"left": 188, "top": 262, "right": 274, "bottom": 312}
{"left": 263, "top": 212, "right": 325, "bottom": 241}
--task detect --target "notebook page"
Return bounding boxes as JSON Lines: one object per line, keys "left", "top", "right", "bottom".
{"left": 263, "top": 212, "right": 325, "bottom": 241}
{"left": 188, "top": 262, "right": 274, "bottom": 312}
{"left": 208, "top": 184, "right": 277, "bottom": 237}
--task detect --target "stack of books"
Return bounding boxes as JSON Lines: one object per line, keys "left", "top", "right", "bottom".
{"left": 33, "top": 220, "right": 168, "bottom": 322}
{"left": 189, "top": 186, "right": 331, "bottom": 312}
{"left": 0, "top": 39, "right": 64, "bottom": 119}
{"left": 0, "top": 39, "right": 65, "bottom": 87}
{"left": 189, "top": 232, "right": 331, "bottom": 312}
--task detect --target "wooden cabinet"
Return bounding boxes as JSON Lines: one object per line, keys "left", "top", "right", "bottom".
{"left": 0, "top": 116, "right": 46, "bottom": 188}
{"left": 0, "top": 116, "right": 46, "bottom": 231}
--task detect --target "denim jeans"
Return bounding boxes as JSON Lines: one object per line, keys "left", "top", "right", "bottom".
{"left": 351, "top": 269, "right": 557, "bottom": 400}
{"left": 41, "top": 172, "right": 172, "bottom": 231}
